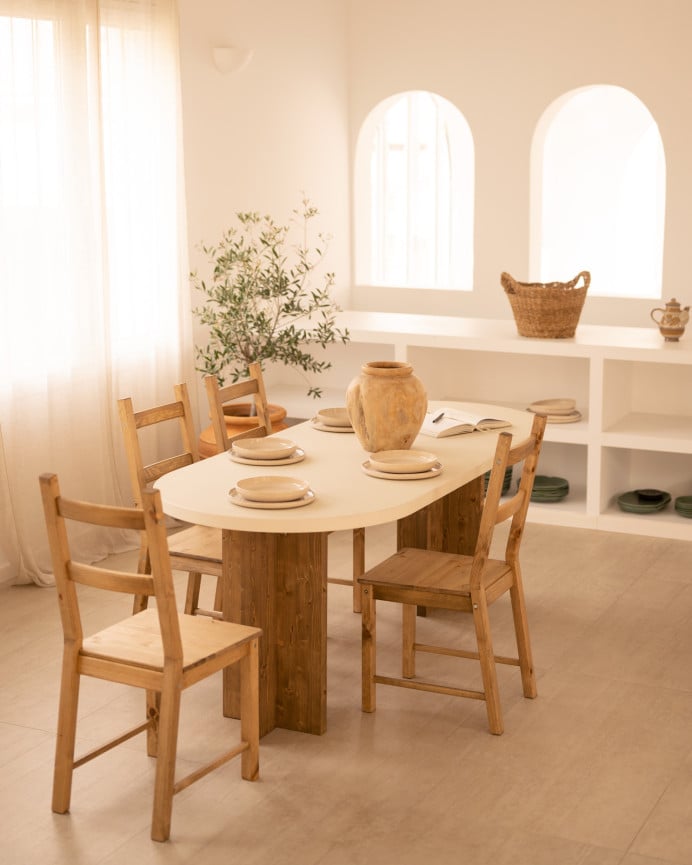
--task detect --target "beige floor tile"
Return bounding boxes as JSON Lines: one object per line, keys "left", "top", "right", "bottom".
{"left": 2, "top": 522, "right": 692, "bottom": 865}
{"left": 630, "top": 753, "right": 692, "bottom": 864}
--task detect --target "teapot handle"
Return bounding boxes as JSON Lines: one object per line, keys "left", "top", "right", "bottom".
{"left": 650, "top": 308, "right": 664, "bottom": 324}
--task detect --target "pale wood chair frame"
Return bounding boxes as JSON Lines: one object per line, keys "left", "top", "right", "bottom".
{"left": 358, "top": 412, "right": 546, "bottom": 735}
{"left": 118, "top": 383, "right": 223, "bottom": 618}
{"left": 204, "top": 367, "right": 366, "bottom": 613}
{"left": 40, "top": 473, "right": 261, "bottom": 842}
{"left": 204, "top": 362, "right": 273, "bottom": 453}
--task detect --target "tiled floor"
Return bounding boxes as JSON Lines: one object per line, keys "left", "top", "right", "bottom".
{"left": 1, "top": 521, "right": 691, "bottom": 864}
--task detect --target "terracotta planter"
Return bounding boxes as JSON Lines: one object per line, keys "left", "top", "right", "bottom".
{"left": 346, "top": 361, "right": 427, "bottom": 453}
{"left": 198, "top": 403, "right": 288, "bottom": 458}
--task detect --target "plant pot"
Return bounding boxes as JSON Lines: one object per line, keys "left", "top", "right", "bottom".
{"left": 198, "top": 402, "right": 288, "bottom": 458}
{"left": 346, "top": 361, "right": 427, "bottom": 453}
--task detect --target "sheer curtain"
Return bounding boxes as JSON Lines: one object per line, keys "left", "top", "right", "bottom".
{"left": 0, "top": 0, "right": 194, "bottom": 585}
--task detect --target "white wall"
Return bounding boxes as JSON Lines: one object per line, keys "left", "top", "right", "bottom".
{"left": 177, "top": 0, "right": 351, "bottom": 294}
{"left": 346, "top": 0, "right": 692, "bottom": 327}
{"left": 178, "top": 0, "right": 692, "bottom": 409}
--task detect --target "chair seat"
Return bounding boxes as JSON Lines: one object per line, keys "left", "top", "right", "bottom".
{"left": 83, "top": 608, "right": 260, "bottom": 671}
{"left": 360, "top": 547, "right": 512, "bottom": 598}
{"left": 167, "top": 524, "right": 222, "bottom": 563}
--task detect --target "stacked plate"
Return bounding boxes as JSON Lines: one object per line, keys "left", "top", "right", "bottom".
{"left": 484, "top": 466, "right": 513, "bottom": 495}
{"left": 311, "top": 407, "right": 354, "bottom": 433}
{"left": 675, "top": 496, "right": 692, "bottom": 518}
{"left": 530, "top": 475, "right": 569, "bottom": 503}
{"left": 617, "top": 489, "right": 671, "bottom": 514}
{"left": 362, "top": 449, "right": 442, "bottom": 480}
{"left": 229, "top": 475, "right": 316, "bottom": 509}
{"left": 229, "top": 436, "right": 305, "bottom": 466}
{"left": 528, "top": 398, "right": 582, "bottom": 424}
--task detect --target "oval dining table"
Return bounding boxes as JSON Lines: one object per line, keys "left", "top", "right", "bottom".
{"left": 155, "top": 401, "right": 534, "bottom": 737}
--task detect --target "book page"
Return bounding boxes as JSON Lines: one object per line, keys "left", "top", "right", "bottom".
{"left": 420, "top": 407, "right": 510, "bottom": 438}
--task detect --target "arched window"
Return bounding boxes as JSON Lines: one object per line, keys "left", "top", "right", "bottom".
{"left": 531, "top": 85, "right": 665, "bottom": 299}
{"left": 355, "top": 90, "right": 474, "bottom": 290}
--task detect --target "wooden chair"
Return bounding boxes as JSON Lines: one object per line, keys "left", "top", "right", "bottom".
{"left": 204, "top": 366, "right": 366, "bottom": 613}
{"left": 39, "top": 473, "right": 261, "bottom": 842}
{"left": 118, "top": 383, "right": 223, "bottom": 618}
{"left": 204, "top": 362, "right": 272, "bottom": 453}
{"left": 358, "top": 412, "right": 546, "bottom": 735}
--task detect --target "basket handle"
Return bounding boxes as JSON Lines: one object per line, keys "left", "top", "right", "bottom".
{"left": 501, "top": 270, "right": 591, "bottom": 293}
{"left": 500, "top": 271, "right": 518, "bottom": 293}
{"left": 567, "top": 271, "right": 591, "bottom": 290}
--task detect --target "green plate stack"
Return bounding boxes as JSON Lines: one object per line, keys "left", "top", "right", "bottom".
{"left": 530, "top": 475, "right": 569, "bottom": 503}
{"left": 617, "top": 489, "right": 671, "bottom": 514}
{"left": 674, "top": 495, "right": 692, "bottom": 518}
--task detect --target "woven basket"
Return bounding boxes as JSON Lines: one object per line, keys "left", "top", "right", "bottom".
{"left": 501, "top": 271, "right": 590, "bottom": 338}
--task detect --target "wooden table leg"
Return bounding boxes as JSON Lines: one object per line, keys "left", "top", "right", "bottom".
{"left": 397, "top": 477, "right": 484, "bottom": 554}
{"left": 221, "top": 529, "right": 328, "bottom": 737}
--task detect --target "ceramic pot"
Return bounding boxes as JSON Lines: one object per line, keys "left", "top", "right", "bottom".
{"left": 346, "top": 361, "right": 427, "bottom": 452}
{"left": 198, "top": 403, "right": 288, "bottom": 458}
{"left": 650, "top": 298, "right": 690, "bottom": 342}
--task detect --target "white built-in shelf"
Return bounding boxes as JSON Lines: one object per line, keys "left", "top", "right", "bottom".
{"left": 602, "top": 412, "right": 692, "bottom": 453}
{"left": 268, "top": 310, "right": 692, "bottom": 541}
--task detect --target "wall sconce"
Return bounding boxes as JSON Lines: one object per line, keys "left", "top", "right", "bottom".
{"left": 212, "top": 45, "right": 254, "bottom": 75}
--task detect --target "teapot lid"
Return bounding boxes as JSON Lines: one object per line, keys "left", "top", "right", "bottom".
{"left": 665, "top": 297, "right": 682, "bottom": 308}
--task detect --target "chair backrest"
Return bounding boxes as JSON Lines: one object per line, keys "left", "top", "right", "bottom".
{"left": 204, "top": 362, "right": 272, "bottom": 454}
{"left": 39, "top": 473, "right": 182, "bottom": 661}
{"left": 118, "top": 383, "right": 199, "bottom": 506}
{"left": 470, "top": 412, "right": 546, "bottom": 588}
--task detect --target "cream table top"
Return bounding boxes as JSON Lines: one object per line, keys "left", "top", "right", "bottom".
{"left": 155, "top": 401, "right": 534, "bottom": 534}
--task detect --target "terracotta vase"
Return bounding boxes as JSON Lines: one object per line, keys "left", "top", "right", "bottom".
{"left": 198, "top": 402, "right": 288, "bottom": 458}
{"left": 346, "top": 361, "right": 427, "bottom": 453}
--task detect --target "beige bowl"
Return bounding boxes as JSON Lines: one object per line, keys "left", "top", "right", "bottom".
{"left": 314, "top": 407, "right": 352, "bottom": 428}
{"left": 369, "top": 449, "right": 439, "bottom": 474}
{"left": 232, "top": 437, "right": 297, "bottom": 460}
{"left": 528, "top": 398, "right": 576, "bottom": 415}
{"left": 235, "top": 476, "right": 310, "bottom": 503}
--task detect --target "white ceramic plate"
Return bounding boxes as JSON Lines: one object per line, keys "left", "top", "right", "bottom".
{"left": 231, "top": 437, "right": 297, "bottom": 460}
{"left": 235, "top": 476, "right": 310, "bottom": 503}
{"left": 314, "top": 407, "right": 352, "bottom": 428}
{"left": 529, "top": 409, "right": 582, "bottom": 424}
{"left": 229, "top": 488, "right": 316, "bottom": 509}
{"left": 362, "top": 461, "right": 442, "bottom": 481}
{"left": 368, "top": 449, "right": 439, "bottom": 474}
{"left": 311, "top": 420, "right": 354, "bottom": 433}
{"left": 229, "top": 447, "right": 306, "bottom": 467}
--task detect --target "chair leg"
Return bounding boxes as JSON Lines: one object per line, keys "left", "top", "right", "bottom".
{"left": 146, "top": 690, "right": 160, "bottom": 757}
{"left": 471, "top": 593, "right": 503, "bottom": 735}
{"left": 213, "top": 575, "right": 224, "bottom": 615}
{"left": 361, "top": 585, "right": 376, "bottom": 712}
{"left": 402, "top": 603, "right": 416, "bottom": 678}
{"left": 509, "top": 563, "right": 537, "bottom": 699}
{"left": 183, "top": 572, "right": 203, "bottom": 615}
{"left": 151, "top": 672, "right": 182, "bottom": 842}
{"left": 352, "top": 527, "right": 365, "bottom": 613}
{"left": 52, "top": 655, "right": 81, "bottom": 814}
{"left": 240, "top": 638, "right": 260, "bottom": 781}
{"left": 133, "top": 534, "right": 151, "bottom": 613}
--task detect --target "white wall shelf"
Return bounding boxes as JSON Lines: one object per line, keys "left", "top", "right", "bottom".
{"left": 267, "top": 310, "right": 692, "bottom": 542}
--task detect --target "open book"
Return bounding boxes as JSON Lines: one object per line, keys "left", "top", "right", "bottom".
{"left": 420, "top": 407, "right": 512, "bottom": 438}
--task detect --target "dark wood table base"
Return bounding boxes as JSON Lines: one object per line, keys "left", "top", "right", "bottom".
{"left": 222, "top": 529, "right": 328, "bottom": 737}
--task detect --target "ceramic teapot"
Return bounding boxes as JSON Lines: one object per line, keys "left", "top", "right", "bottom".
{"left": 650, "top": 298, "right": 690, "bottom": 341}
